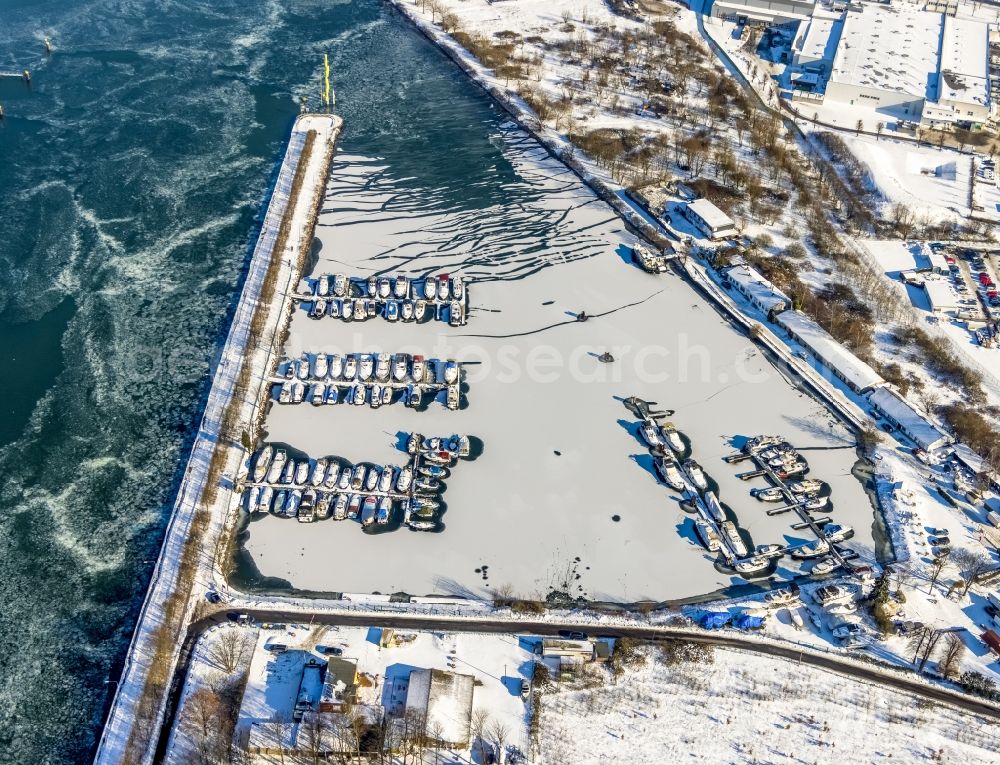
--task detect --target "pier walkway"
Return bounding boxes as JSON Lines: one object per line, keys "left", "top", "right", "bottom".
{"left": 94, "top": 113, "right": 342, "bottom": 765}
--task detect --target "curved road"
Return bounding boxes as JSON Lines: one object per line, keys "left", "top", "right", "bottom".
{"left": 152, "top": 606, "right": 1000, "bottom": 761}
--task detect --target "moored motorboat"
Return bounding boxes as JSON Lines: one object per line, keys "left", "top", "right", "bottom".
{"left": 333, "top": 493, "right": 348, "bottom": 520}
{"left": 418, "top": 464, "right": 448, "bottom": 479}
{"left": 654, "top": 457, "right": 687, "bottom": 491}
{"left": 365, "top": 465, "right": 380, "bottom": 491}
{"left": 394, "top": 274, "right": 409, "bottom": 299}
{"left": 337, "top": 467, "right": 352, "bottom": 491}
{"left": 310, "top": 383, "right": 326, "bottom": 406}
{"left": 755, "top": 543, "right": 783, "bottom": 557}
{"left": 448, "top": 300, "right": 463, "bottom": 327}
{"left": 385, "top": 300, "right": 399, "bottom": 322}
{"left": 811, "top": 557, "right": 839, "bottom": 576}
{"left": 451, "top": 276, "right": 464, "bottom": 300}
{"left": 328, "top": 299, "right": 341, "bottom": 319}
{"left": 311, "top": 458, "right": 328, "bottom": 487}
{"left": 789, "top": 479, "right": 823, "bottom": 495}
{"left": 343, "top": 355, "right": 358, "bottom": 380}
{"left": 318, "top": 274, "right": 331, "bottom": 297}
{"left": 639, "top": 418, "right": 662, "bottom": 448}
{"left": 422, "top": 450, "right": 454, "bottom": 466}
{"left": 315, "top": 492, "right": 332, "bottom": 520}
{"left": 414, "top": 477, "right": 440, "bottom": 493}
{"left": 382, "top": 386, "right": 392, "bottom": 406}
{"left": 734, "top": 556, "right": 769, "bottom": 575}
{"left": 396, "top": 466, "right": 413, "bottom": 492}
{"left": 378, "top": 277, "right": 391, "bottom": 299}
{"left": 410, "top": 495, "right": 439, "bottom": 511}
{"left": 683, "top": 459, "right": 708, "bottom": 492}
{"left": 443, "top": 360, "right": 459, "bottom": 385}
{"left": 393, "top": 354, "right": 409, "bottom": 382}
{"left": 272, "top": 489, "right": 287, "bottom": 514}
{"left": 298, "top": 489, "right": 316, "bottom": 522}
{"left": 703, "top": 491, "right": 726, "bottom": 523}
{"left": 378, "top": 466, "right": 395, "bottom": 493}
{"left": 411, "top": 355, "right": 426, "bottom": 383}
{"left": 370, "top": 384, "right": 383, "bottom": 409}
{"left": 401, "top": 300, "right": 414, "bottom": 322}
{"left": 333, "top": 273, "right": 347, "bottom": 297}
{"left": 408, "top": 519, "right": 437, "bottom": 531}
{"left": 294, "top": 460, "right": 311, "bottom": 485}
{"left": 347, "top": 494, "right": 361, "bottom": 520}
{"left": 267, "top": 449, "right": 287, "bottom": 484}
{"left": 361, "top": 496, "right": 377, "bottom": 526}
{"left": 423, "top": 278, "right": 437, "bottom": 301}
{"left": 414, "top": 299, "right": 427, "bottom": 322}
{"left": 376, "top": 496, "right": 392, "bottom": 525}
{"left": 437, "top": 274, "right": 451, "bottom": 300}
{"left": 752, "top": 486, "right": 785, "bottom": 502}
{"left": 358, "top": 354, "right": 374, "bottom": 381}
{"left": 323, "top": 462, "right": 340, "bottom": 489}
{"left": 257, "top": 486, "right": 274, "bottom": 513}
{"left": 329, "top": 353, "right": 343, "bottom": 380}
{"left": 694, "top": 518, "right": 721, "bottom": 552}
{"left": 822, "top": 523, "right": 853, "bottom": 543}
{"left": 367, "top": 275, "right": 377, "bottom": 297}
{"left": 314, "top": 353, "right": 329, "bottom": 380}
{"left": 802, "top": 496, "right": 828, "bottom": 511}
{"left": 309, "top": 299, "right": 327, "bottom": 319}
{"left": 290, "top": 381, "right": 305, "bottom": 404}
{"left": 720, "top": 520, "right": 748, "bottom": 557}
{"left": 375, "top": 352, "right": 391, "bottom": 382}
{"left": 285, "top": 489, "right": 302, "bottom": 518}
{"left": 297, "top": 355, "right": 310, "bottom": 380}
{"left": 446, "top": 385, "right": 459, "bottom": 410}
{"left": 325, "top": 385, "right": 339, "bottom": 405}
{"left": 351, "top": 464, "right": 366, "bottom": 490}
{"left": 790, "top": 539, "right": 830, "bottom": 559}
{"left": 253, "top": 445, "right": 274, "bottom": 483}
{"left": 352, "top": 385, "right": 366, "bottom": 405}
{"left": 281, "top": 459, "right": 295, "bottom": 485}
{"left": 660, "top": 422, "right": 684, "bottom": 453}
{"left": 405, "top": 384, "right": 421, "bottom": 408}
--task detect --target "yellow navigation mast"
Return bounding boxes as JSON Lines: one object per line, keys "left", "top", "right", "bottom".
{"left": 323, "top": 54, "right": 333, "bottom": 110}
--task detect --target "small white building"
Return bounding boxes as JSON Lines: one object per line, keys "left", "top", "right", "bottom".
{"left": 774, "top": 310, "right": 885, "bottom": 393}
{"left": 923, "top": 279, "right": 961, "bottom": 315}
{"left": 404, "top": 669, "right": 475, "bottom": 749}
{"left": 682, "top": 199, "right": 738, "bottom": 240}
{"left": 723, "top": 263, "right": 791, "bottom": 317}
{"left": 867, "top": 387, "right": 952, "bottom": 452}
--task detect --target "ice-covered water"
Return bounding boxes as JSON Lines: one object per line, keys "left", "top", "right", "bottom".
{"left": 0, "top": 0, "right": 518, "bottom": 760}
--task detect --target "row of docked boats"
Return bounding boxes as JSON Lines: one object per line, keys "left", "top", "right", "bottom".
{"left": 276, "top": 380, "right": 439, "bottom": 409}
{"left": 631, "top": 243, "right": 669, "bottom": 274}
{"left": 307, "top": 295, "right": 466, "bottom": 327}
{"left": 281, "top": 352, "right": 459, "bottom": 387}
{"left": 742, "top": 436, "right": 808, "bottom": 480}
{"left": 297, "top": 272, "right": 466, "bottom": 303}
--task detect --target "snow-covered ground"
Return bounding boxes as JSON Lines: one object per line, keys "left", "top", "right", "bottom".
{"left": 538, "top": 645, "right": 1000, "bottom": 764}
{"left": 238, "top": 128, "right": 877, "bottom": 602}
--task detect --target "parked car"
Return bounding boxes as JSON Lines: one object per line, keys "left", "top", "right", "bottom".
{"left": 832, "top": 623, "right": 864, "bottom": 640}
{"left": 317, "top": 645, "right": 344, "bottom": 656}
{"left": 557, "top": 630, "right": 587, "bottom": 640}
{"left": 930, "top": 535, "right": 951, "bottom": 546}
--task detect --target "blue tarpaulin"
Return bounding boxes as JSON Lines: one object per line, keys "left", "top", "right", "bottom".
{"left": 733, "top": 613, "right": 766, "bottom": 631}
{"left": 700, "top": 612, "right": 732, "bottom": 630}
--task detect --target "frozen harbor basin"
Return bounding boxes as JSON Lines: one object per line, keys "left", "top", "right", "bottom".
{"left": 236, "top": 128, "right": 878, "bottom": 603}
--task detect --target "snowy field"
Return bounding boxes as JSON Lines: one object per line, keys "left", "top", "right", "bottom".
{"left": 537, "top": 645, "right": 1000, "bottom": 764}
{"left": 236, "top": 125, "right": 877, "bottom": 602}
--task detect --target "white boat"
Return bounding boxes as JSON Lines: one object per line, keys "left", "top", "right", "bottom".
{"left": 414, "top": 299, "right": 427, "bottom": 322}
{"left": 703, "top": 491, "right": 726, "bottom": 523}
{"left": 822, "top": 524, "right": 853, "bottom": 543}
{"left": 411, "top": 355, "right": 426, "bottom": 382}
{"left": 337, "top": 467, "right": 352, "bottom": 491}
{"left": 720, "top": 521, "right": 748, "bottom": 557}
{"left": 418, "top": 464, "right": 448, "bottom": 479}
{"left": 414, "top": 477, "right": 440, "bottom": 493}
{"left": 365, "top": 466, "right": 380, "bottom": 491}
{"left": 296, "top": 277, "right": 313, "bottom": 297}
{"left": 325, "top": 385, "right": 339, "bottom": 405}
{"left": 660, "top": 422, "right": 684, "bottom": 453}
{"left": 285, "top": 489, "right": 302, "bottom": 518}
{"left": 694, "top": 518, "right": 721, "bottom": 552}
{"left": 734, "top": 556, "right": 769, "bottom": 575}
{"left": 378, "top": 466, "right": 395, "bottom": 493}
{"left": 396, "top": 466, "right": 413, "bottom": 492}
{"left": 655, "top": 458, "right": 687, "bottom": 491}
{"left": 755, "top": 543, "right": 783, "bottom": 557}
{"left": 342, "top": 298, "right": 354, "bottom": 321}
{"left": 315, "top": 492, "right": 332, "bottom": 520}
{"left": 382, "top": 386, "right": 392, "bottom": 406}
{"left": 401, "top": 300, "right": 414, "bottom": 322}
{"left": 343, "top": 355, "right": 358, "bottom": 380}
{"left": 253, "top": 445, "right": 274, "bottom": 482}
{"left": 290, "top": 381, "right": 305, "bottom": 404}
{"left": 375, "top": 353, "right": 391, "bottom": 381}
{"left": 329, "top": 354, "right": 343, "bottom": 380}
{"left": 352, "top": 385, "right": 366, "bottom": 406}
{"left": 333, "top": 493, "right": 348, "bottom": 521}
{"left": 350, "top": 465, "right": 366, "bottom": 490}
{"left": 367, "top": 275, "right": 377, "bottom": 297}
{"left": 778, "top": 461, "right": 808, "bottom": 478}
{"left": 314, "top": 353, "right": 329, "bottom": 379}
{"left": 377, "top": 277, "right": 391, "bottom": 299}
{"left": 790, "top": 539, "right": 830, "bottom": 559}
{"left": 422, "top": 450, "right": 454, "bottom": 466}
{"left": 358, "top": 354, "right": 374, "bottom": 381}
{"left": 683, "top": 460, "right": 708, "bottom": 492}
{"left": 639, "top": 418, "right": 662, "bottom": 448}
{"left": 361, "top": 496, "right": 377, "bottom": 526}
{"left": 333, "top": 273, "right": 347, "bottom": 297}
{"left": 443, "top": 360, "right": 459, "bottom": 385}
{"left": 365, "top": 299, "right": 377, "bottom": 318}
{"left": 272, "top": 490, "right": 287, "bottom": 514}
{"left": 354, "top": 298, "right": 366, "bottom": 320}
{"left": 788, "top": 608, "right": 805, "bottom": 630}
{"left": 370, "top": 384, "right": 383, "bottom": 409}
{"left": 446, "top": 386, "right": 459, "bottom": 410}
{"left": 394, "top": 274, "right": 409, "bottom": 299}
{"left": 451, "top": 276, "right": 464, "bottom": 300}
{"left": 267, "top": 450, "right": 287, "bottom": 484}
{"left": 310, "top": 383, "right": 326, "bottom": 406}
{"left": 409, "top": 518, "right": 437, "bottom": 531}
{"left": 745, "top": 435, "right": 784, "bottom": 453}
{"left": 449, "top": 300, "right": 463, "bottom": 327}
{"left": 405, "top": 384, "right": 421, "bottom": 408}
{"left": 311, "top": 458, "right": 328, "bottom": 487}
{"left": 437, "top": 274, "right": 451, "bottom": 300}
{"left": 376, "top": 496, "right": 392, "bottom": 525}
{"left": 393, "top": 354, "right": 409, "bottom": 382}
{"left": 811, "top": 557, "right": 840, "bottom": 577}
{"left": 318, "top": 274, "right": 331, "bottom": 297}
{"left": 752, "top": 486, "right": 785, "bottom": 502}
{"left": 328, "top": 299, "right": 341, "bottom": 319}
{"left": 297, "top": 355, "right": 310, "bottom": 380}
{"left": 385, "top": 300, "right": 399, "bottom": 321}
{"left": 294, "top": 460, "right": 311, "bottom": 485}
{"left": 347, "top": 494, "right": 361, "bottom": 519}
{"left": 283, "top": 359, "right": 296, "bottom": 379}
{"left": 789, "top": 479, "right": 823, "bottom": 495}
{"left": 310, "top": 299, "right": 327, "bottom": 319}
{"left": 323, "top": 462, "right": 340, "bottom": 489}
{"left": 423, "top": 278, "right": 437, "bottom": 301}
{"left": 257, "top": 486, "right": 274, "bottom": 513}
{"left": 803, "top": 496, "right": 828, "bottom": 511}
{"left": 411, "top": 496, "right": 439, "bottom": 511}
{"left": 281, "top": 459, "right": 295, "bottom": 485}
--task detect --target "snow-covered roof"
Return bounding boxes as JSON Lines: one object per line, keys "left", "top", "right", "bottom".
{"left": 724, "top": 263, "right": 790, "bottom": 314}
{"left": 774, "top": 310, "right": 885, "bottom": 392}
{"left": 711, "top": 0, "right": 816, "bottom": 23}
{"left": 687, "top": 198, "right": 735, "bottom": 231}
{"left": 868, "top": 387, "right": 951, "bottom": 452}
{"left": 830, "top": 5, "right": 941, "bottom": 99}
{"left": 938, "top": 15, "right": 990, "bottom": 108}
{"left": 405, "top": 669, "right": 474, "bottom": 745}
{"left": 927, "top": 249, "right": 948, "bottom": 272}
{"left": 923, "top": 279, "right": 960, "bottom": 313}
{"left": 793, "top": 9, "right": 843, "bottom": 63}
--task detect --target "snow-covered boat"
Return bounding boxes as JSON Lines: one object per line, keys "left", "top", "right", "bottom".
{"left": 437, "top": 274, "right": 451, "bottom": 301}
{"left": 418, "top": 464, "right": 448, "bottom": 479}
{"left": 408, "top": 518, "right": 437, "bottom": 531}
{"left": 449, "top": 300, "right": 463, "bottom": 327}
{"left": 385, "top": 300, "right": 399, "bottom": 322}
{"left": 720, "top": 520, "right": 748, "bottom": 557}
{"left": 655, "top": 457, "right": 687, "bottom": 491}
{"left": 394, "top": 274, "right": 409, "bottom": 299}
{"left": 365, "top": 466, "right": 380, "bottom": 492}
{"left": 315, "top": 492, "right": 332, "bottom": 520}
{"left": 350, "top": 465, "right": 366, "bottom": 490}
{"left": 755, "top": 543, "right": 783, "bottom": 557}
{"left": 802, "top": 496, "right": 828, "bottom": 511}
{"left": 414, "top": 299, "right": 427, "bottom": 322}
{"left": 257, "top": 486, "right": 274, "bottom": 514}
{"left": 422, "top": 450, "right": 454, "bottom": 466}
{"left": 285, "top": 489, "right": 302, "bottom": 518}
{"left": 789, "top": 479, "right": 823, "bottom": 495}
{"left": 309, "top": 299, "right": 326, "bottom": 319}
{"left": 343, "top": 355, "right": 358, "bottom": 380}
{"left": 446, "top": 385, "right": 459, "bottom": 410}
{"left": 422, "top": 278, "right": 437, "bottom": 301}
{"left": 253, "top": 445, "right": 274, "bottom": 483}
{"left": 381, "top": 386, "right": 392, "bottom": 406}
{"left": 310, "top": 383, "right": 326, "bottom": 406}
{"left": 375, "top": 353, "right": 391, "bottom": 382}
{"left": 370, "top": 384, "right": 382, "bottom": 409}
{"left": 318, "top": 274, "right": 331, "bottom": 297}
{"left": 401, "top": 300, "right": 414, "bottom": 322}
{"left": 337, "top": 467, "right": 352, "bottom": 491}
{"left": 411, "top": 355, "right": 426, "bottom": 383}
{"left": 822, "top": 523, "right": 853, "bottom": 543}
{"left": 367, "top": 275, "right": 377, "bottom": 297}
{"left": 298, "top": 489, "right": 316, "bottom": 522}
{"left": 811, "top": 557, "right": 840, "bottom": 577}
{"left": 660, "top": 422, "right": 684, "bottom": 454}
{"left": 752, "top": 486, "right": 785, "bottom": 502}
{"left": 378, "top": 277, "right": 391, "bottom": 299}
{"left": 294, "top": 460, "right": 311, "bottom": 485}
{"left": 703, "top": 491, "right": 726, "bottom": 523}
{"left": 734, "top": 556, "right": 769, "bottom": 575}
{"left": 378, "top": 466, "right": 395, "bottom": 493}
{"left": 639, "top": 418, "right": 662, "bottom": 448}
{"left": 393, "top": 354, "right": 409, "bottom": 382}
{"left": 280, "top": 459, "right": 295, "bottom": 485}
{"left": 272, "top": 489, "right": 287, "bottom": 514}
{"left": 283, "top": 359, "right": 296, "bottom": 379}
{"left": 328, "top": 354, "right": 343, "bottom": 380}
{"left": 744, "top": 435, "right": 784, "bottom": 454}
{"left": 323, "top": 462, "right": 340, "bottom": 489}
{"left": 333, "top": 273, "right": 347, "bottom": 297}
{"left": 405, "top": 384, "right": 421, "bottom": 408}
{"left": 632, "top": 243, "right": 667, "bottom": 273}
{"left": 342, "top": 298, "right": 354, "bottom": 321}
{"left": 778, "top": 461, "right": 808, "bottom": 479}
{"left": 311, "top": 458, "right": 328, "bottom": 487}
{"left": 352, "top": 384, "right": 366, "bottom": 406}
{"left": 443, "top": 360, "right": 459, "bottom": 385}
{"left": 694, "top": 518, "right": 721, "bottom": 552}
{"left": 376, "top": 496, "right": 392, "bottom": 525}
{"left": 414, "top": 477, "right": 440, "bottom": 493}
{"left": 314, "top": 353, "right": 329, "bottom": 380}
{"left": 361, "top": 496, "right": 377, "bottom": 526}
{"left": 347, "top": 494, "right": 361, "bottom": 520}
{"left": 790, "top": 539, "right": 830, "bottom": 559}
{"left": 396, "top": 467, "right": 413, "bottom": 492}
{"left": 297, "top": 355, "right": 310, "bottom": 380}
{"left": 451, "top": 276, "right": 464, "bottom": 300}
{"left": 333, "top": 493, "right": 348, "bottom": 521}
{"left": 328, "top": 299, "right": 341, "bottom": 319}
{"left": 358, "top": 354, "right": 374, "bottom": 381}
{"left": 290, "top": 381, "right": 305, "bottom": 404}
{"left": 411, "top": 495, "right": 439, "bottom": 511}
{"left": 325, "top": 385, "right": 339, "bottom": 405}
{"left": 683, "top": 460, "right": 708, "bottom": 492}
{"left": 267, "top": 449, "right": 287, "bottom": 484}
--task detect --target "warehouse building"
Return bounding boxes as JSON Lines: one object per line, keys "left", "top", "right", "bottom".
{"left": 922, "top": 15, "right": 992, "bottom": 127}
{"left": 681, "top": 198, "right": 739, "bottom": 240}
{"left": 867, "top": 387, "right": 952, "bottom": 452}
{"left": 709, "top": 0, "right": 816, "bottom": 25}
{"left": 774, "top": 310, "right": 885, "bottom": 393}
{"left": 405, "top": 669, "right": 475, "bottom": 749}
{"left": 723, "top": 263, "right": 791, "bottom": 318}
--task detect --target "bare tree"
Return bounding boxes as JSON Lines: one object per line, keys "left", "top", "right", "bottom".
{"left": 938, "top": 633, "right": 966, "bottom": 678}
{"left": 951, "top": 548, "right": 992, "bottom": 596}
{"left": 471, "top": 709, "right": 492, "bottom": 765}
{"left": 910, "top": 628, "right": 944, "bottom": 672}
{"left": 207, "top": 628, "right": 251, "bottom": 674}
{"left": 876, "top": 121, "right": 885, "bottom": 141}
{"left": 855, "top": 119, "right": 863, "bottom": 135}
{"left": 183, "top": 686, "right": 225, "bottom": 764}
{"left": 927, "top": 554, "right": 948, "bottom": 593}
{"left": 489, "top": 720, "right": 511, "bottom": 764}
